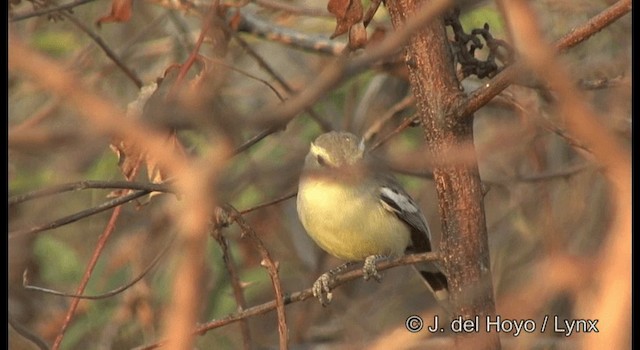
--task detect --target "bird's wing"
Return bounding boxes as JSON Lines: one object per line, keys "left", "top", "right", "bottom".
{"left": 377, "top": 177, "right": 433, "bottom": 252}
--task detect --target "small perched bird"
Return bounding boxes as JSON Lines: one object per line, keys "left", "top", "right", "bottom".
{"left": 297, "top": 131, "right": 449, "bottom": 306}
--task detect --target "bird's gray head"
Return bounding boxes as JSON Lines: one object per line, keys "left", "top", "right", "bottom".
{"left": 307, "top": 131, "right": 365, "bottom": 168}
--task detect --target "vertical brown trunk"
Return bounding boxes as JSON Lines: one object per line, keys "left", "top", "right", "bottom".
{"left": 385, "top": 1, "right": 500, "bottom": 348}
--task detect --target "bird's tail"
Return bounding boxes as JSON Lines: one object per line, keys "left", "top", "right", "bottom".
{"left": 413, "top": 262, "right": 449, "bottom": 303}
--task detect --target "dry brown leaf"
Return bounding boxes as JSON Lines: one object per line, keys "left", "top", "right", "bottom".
{"left": 109, "top": 80, "right": 182, "bottom": 199}
{"left": 327, "top": 0, "right": 363, "bottom": 39}
{"left": 145, "top": 130, "right": 186, "bottom": 198}
{"left": 109, "top": 82, "right": 159, "bottom": 188}
{"left": 110, "top": 139, "right": 144, "bottom": 183}
{"left": 96, "top": 0, "right": 134, "bottom": 27}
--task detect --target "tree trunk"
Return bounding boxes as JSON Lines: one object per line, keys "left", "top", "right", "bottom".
{"left": 385, "top": 1, "right": 500, "bottom": 348}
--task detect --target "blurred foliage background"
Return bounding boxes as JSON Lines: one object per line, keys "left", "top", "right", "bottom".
{"left": 9, "top": 0, "right": 630, "bottom": 349}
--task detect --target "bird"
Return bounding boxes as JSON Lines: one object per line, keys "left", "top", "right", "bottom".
{"left": 296, "top": 131, "right": 449, "bottom": 306}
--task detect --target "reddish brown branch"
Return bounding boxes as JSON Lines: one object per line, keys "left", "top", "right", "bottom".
{"left": 460, "top": 0, "right": 632, "bottom": 119}
{"left": 168, "top": 1, "right": 223, "bottom": 98}
{"left": 51, "top": 206, "right": 123, "bottom": 350}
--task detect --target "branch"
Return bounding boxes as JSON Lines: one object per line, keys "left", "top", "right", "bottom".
{"left": 8, "top": 189, "right": 151, "bottom": 239}
{"left": 253, "top": 0, "right": 453, "bottom": 128}
{"left": 363, "top": 95, "right": 415, "bottom": 143}
{"left": 9, "top": 180, "right": 172, "bottom": 205}
{"left": 231, "top": 9, "right": 345, "bottom": 55}
{"left": 392, "top": 162, "right": 594, "bottom": 186}
{"left": 460, "top": 0, "right": 632, "bottom": 119}
{"left": 209, "top": 230, "right": 252, "bottom": 350}
{"left": 370, "top": 113, "right": 420, "bottom": 151}
{"left": 9, "top": 316, "right": 50, "bottom": 350}
{"left": 8, "top": 182, "right": 291, "bottom": 240}
{"left": 490, "top": 94, "right": 592, "bottom": 153}
{"left": 52, "top": 205, "right": 123, "bottom": 350}
{"left": 22, "top": 235, "right": 174, "bottom": 299}
{"left": 229, "top": 27, "right": 333, "bottom": 131}
{"left": 61, "top": 13, "right": 143, "bottom": 88}
{"left": 254, "top": 0, "right": 331, "bottom": 17}
{"left": 134, "top": 252, "right": 441, "bottom": 350}
{"left": 226, "top": 206, "right": 288, "bottom": 350}
{"left": 9, "top": 0, "right": 97, "bottom": 22}
{"left": 239, "top": 191, "right": 296, "bottom": 215}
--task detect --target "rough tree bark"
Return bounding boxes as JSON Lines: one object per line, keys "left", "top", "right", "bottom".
{"left": 385, "top": 1, "right": 500, "bottom": 349}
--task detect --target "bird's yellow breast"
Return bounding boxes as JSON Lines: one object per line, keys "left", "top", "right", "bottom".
{"left": 297, "top": 178, "right": 410, "bottom": 261}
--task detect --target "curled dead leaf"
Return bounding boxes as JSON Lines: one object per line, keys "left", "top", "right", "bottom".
{"left": 96, "top": 0, "right": 134, "bottom": 27}
{"left": 327, "top": 0, "right": 363, "bottom": 39}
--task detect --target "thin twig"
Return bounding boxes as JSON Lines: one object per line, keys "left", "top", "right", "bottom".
{"left": 254, "top": 0, "right": 331, "bottom": 17}
{"left": 227, "top": 206, "right": 288, "bottom": 350}
{"left": 8, "top": 182, "right": 291, "bottom": 240}
{"left": 8, "top": 189, "right": 151, "bottom": 239}
{"left": 513, "top": 163, "right": 594, "bottom": 183}
{"left": 362, "top": 0, "right": 382, "bottom": 27}
{"left": 231, "top": 9, "right": 345, "bottom": 55}
{"left": 167, "top": 0, "right": 222, "bottom": 98}
{"left": 9, "top": 180, "right": 172, "bottom": 205}
{"left": 239, "top": 191, "right": 296, "bottom": 215}
{"left": 578, "top": 76, "right": 626, "bottom": 90}
{"left": 491, "top": 94, "right": 592, "bottom": 153}
{"left": 118, "top": 12, "right": 171, "bottom": 61}
{"left": 9, "top": 0, "right": 96, "bottom": 22}
{"left": 23, "top": 235, "right": 175, "bottom": 299}
{"left": 230, "top": 31, "right": 333, "bottom": 131}
{"left": 51, "top": 205, "right": 123, "bottom": 350}
{"left": 10, "top": 97, "right": 61, "bottom": 131}
{"left": 61, "top": 13, "right": 143, "bottom": 88}
{"left": 231, "top": 125, "right": 283, "bottom": 156}
{"left": 8, "top": 316, "right": 50, "bottom": 350}
{"left": 167, "top": 9, "right": 196, "bottom": 51}
{"left": 392, "top": 162, "right": 594, "bottom": 185}
{"left": 363, "top": 94, "right": 415, "bottom": 143}
{"left": 209, "top": 57, "right": 286, "bottom": 101}
{"left": 210, "top": 230, "right": 252, "bottom": 350}
{"left": 9, "top": 33, "right": 194, "bottom": 205}
{"left": 370, "top": 113, "right": 420, "bottom": 151}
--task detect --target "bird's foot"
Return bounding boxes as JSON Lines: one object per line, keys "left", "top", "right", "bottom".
{"left": 312, "top": 262, "right": 355, "bottom": 306}
{"left": 363, "top": 255, "right": 387, "bottom": 282}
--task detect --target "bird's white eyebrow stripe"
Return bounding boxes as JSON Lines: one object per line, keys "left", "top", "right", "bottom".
{"left": 380, "top": 187, "right": 419, "bottom": 213}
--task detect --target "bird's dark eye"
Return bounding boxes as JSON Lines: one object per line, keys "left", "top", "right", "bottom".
{"left": 316, "top": 155, "right": 327, "bottom": 167}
